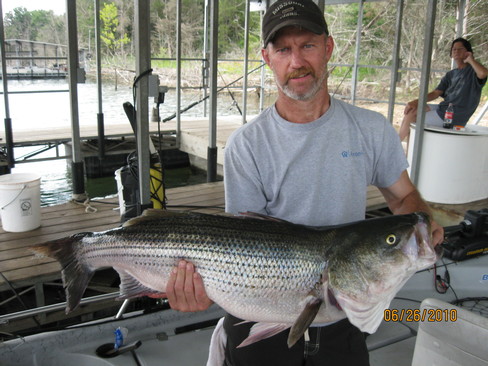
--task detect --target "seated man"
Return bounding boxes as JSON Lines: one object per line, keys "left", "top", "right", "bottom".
{"left": 399, "top": 38, "right": 487, "bottom": 141}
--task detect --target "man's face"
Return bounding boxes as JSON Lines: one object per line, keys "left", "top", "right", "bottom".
{"left": 451, "top": 41, "right": 469, "bottom": 61}
{"left": 262, "top": 27, "right": 333, "bottom": 101}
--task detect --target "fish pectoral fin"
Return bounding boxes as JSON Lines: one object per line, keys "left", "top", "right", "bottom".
{"left": 287, "top": 296, "right": 323, "bottom": 348}
{"left": 116, "top": 269, "right": 162, "bottom": 299}
{"left": 237, "top": 323, "right": 290, "bottom": 348}
{"left": 123, "top": 209, "right": 186, "bottom": 227}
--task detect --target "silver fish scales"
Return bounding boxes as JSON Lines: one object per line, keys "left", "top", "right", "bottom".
{"left": 31, "top": 209, "right": 439, "bottom": 347}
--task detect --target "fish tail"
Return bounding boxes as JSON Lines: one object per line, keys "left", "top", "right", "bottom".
{"left": 30, "top": 233, "right": 94, "bottom": 313}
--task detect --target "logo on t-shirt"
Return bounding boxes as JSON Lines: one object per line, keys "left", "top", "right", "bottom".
{"left": 341, "top": 150, "right": 364, "bottom": 158}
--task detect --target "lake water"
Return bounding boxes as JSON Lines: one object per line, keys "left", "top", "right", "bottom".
{"left": 1, "top": 79, "right": 257, "bottom": 206}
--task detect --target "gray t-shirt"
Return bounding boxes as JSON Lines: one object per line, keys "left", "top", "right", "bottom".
{"left": 224, "top": 97, "right": 408, "bottom": 226}
{"left": 435, "top": 64, "right": 487, "bottom": 125}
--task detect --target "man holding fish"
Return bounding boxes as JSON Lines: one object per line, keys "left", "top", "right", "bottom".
{"left": 165, "top": 1, "right": 444, "bottom": 365}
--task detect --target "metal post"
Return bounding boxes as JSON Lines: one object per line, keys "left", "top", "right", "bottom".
{"left": 176, "top": 0, "right": 182, "bottom": 138}
{"left": 203, "top": 0, "right": 210, "bottom": 117}
{"left": 134, "top": 0, "right": 152, "bottom": 213}
{"left": 410, "top": 0, "right": 437, "bottom": 186}
{"left": 207, "top": 0, "right": 218, "bottom": 182}
{"left": 66, "top": 0, "right": 86, "bottom": 200}
{"left": 242, "top": 0, "right": 250, "bottom": 124}
{"left": 351, "top": 0, "right": 364, "bottom": 105}
{"left": 95, "top": 0, "right": 105, "bottom": 160}
{"left": 29, "top": 41, "right": 34, "bottom": 69}
{"left": 456, "top": 0, "right": 466, "bottom": 38}
{"left": 0, "top": 1, "right": 14, "bottom": 168}
{"left": 387, "top": 0, "right": 404, "bottom": 123}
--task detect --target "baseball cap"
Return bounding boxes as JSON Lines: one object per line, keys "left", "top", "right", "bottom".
{"left": 262, "top": 0, "right": 329, "bottom": 47}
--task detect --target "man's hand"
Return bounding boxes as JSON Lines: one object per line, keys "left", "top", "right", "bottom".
{"left": 404, "top": 99, "right": 419, "bottom": 115}
{"left": 165, "top": 260, "right": 213, "bottom": 312}
{"left": 430, "top": 220, "right": 445, "bottom": 247}
{"left": 431, "top": 220, "right": 444, "bottom": 246}
{"left": 463, "top": 52, "right": 474, "bottom": 64}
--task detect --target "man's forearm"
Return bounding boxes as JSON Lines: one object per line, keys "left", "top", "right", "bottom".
{"left": 467, "top": 58, "right": 488, "bottom": 80}
{"left": 390, "top": 188, "right": 433, "bottom": 217}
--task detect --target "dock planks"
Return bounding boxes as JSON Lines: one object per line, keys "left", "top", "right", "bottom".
{"left": 0, "top": 117, "right": 241, "bottom": 166}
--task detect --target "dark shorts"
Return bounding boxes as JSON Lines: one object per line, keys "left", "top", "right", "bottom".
{"left": 223, "top": 314, "right": 370, "bottom": 366}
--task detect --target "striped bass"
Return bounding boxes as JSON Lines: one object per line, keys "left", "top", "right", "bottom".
{"left": 31, "top": 209, "right": 439, "bottom": 347}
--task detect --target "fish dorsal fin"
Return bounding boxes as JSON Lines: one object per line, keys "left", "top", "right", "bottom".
{"left": 287, "top": 295, "right": 323, "bottom": 348}
{"left": 115, "top": 268, "right": 164, "bottom": 299}
{"left": 238, "top": 211, "right": 293, "bottom": 224}
{"left": 123, "top": 209, "right": 186, "bottom": 227}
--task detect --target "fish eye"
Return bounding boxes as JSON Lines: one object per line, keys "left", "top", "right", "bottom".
{"left": 385, "top": 234, "right": 397, "bottom": 245}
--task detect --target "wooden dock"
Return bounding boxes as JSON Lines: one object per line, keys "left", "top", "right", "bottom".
{"left": 0, "top": 116, "right": 243, "bottom": 168}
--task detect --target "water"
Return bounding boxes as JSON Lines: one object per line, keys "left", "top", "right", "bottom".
{"left": 1, "top": 79, "right": 249, "bottom": 206}
{"left": 2, "top": 78, "right": 253, "bottom": 130}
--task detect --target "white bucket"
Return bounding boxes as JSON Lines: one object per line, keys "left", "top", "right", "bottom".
{"left": 0, "top": 173, "right": 41, "bottom": 232}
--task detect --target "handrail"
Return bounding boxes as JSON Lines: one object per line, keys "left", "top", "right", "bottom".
{"left": 0, "top": 292, "right": 119, "bottom": 324}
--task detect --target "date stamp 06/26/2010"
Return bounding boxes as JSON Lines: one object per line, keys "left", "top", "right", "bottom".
{"left": 384, "top": 308, "right": 458, "bottom": 322}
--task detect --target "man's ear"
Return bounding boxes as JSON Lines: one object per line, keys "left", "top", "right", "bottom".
{"left": 262, "top": 47, "right": 271, "bottom": 67}
{"left": 324, "top": 36, "right": 334, "bottom": 63}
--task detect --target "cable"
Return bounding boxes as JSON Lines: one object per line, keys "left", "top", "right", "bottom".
{"left": 434, "top": 263, "right": 448, "bottom": 294}
{"left": 433, "top": 258, "right": 459, "bottom": 300}
{"left": 162, "top": 63, "right": 265, "bottom": 123}
{"left": 132, "top": 69, "right": 153, "bottom": 126}
{"left": 218, "top": 70, "right": 242, "bottom": 116}
{"left": 330, "top": 66, "right": 352, "bottom": 98}
{"left": 132, "top": 69, "right": 153, "bottom": 89}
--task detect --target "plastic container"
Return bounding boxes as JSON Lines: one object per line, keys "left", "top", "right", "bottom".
{"left": 407, "top": 125, "right": 488, "bottom": 203}
{"left": 0, "top": 173, "right": 41, "bottom": 232}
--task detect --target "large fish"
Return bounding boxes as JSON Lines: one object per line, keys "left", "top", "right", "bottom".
{"left": 31, "top": 209, "right": 439, "bottom": 348}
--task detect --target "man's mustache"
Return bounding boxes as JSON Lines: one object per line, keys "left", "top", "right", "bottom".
{"left": 285, "top": 67, "right": 315, "bottom": 83}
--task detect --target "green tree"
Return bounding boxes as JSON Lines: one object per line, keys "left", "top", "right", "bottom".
{"left": 217, "top": 0, "right": 261, "bottom": 56}
{"left": 151, "top": 0, "right": 204, "bottom": 58}
{"left": 4, "top": 7, "right": 33, "bottom": 39}
{"left": 76, "top": 0, "right": 95, "bottom": 52}
{"left": 4, "top": 7, "right": 65, "bottom": 44}
{"left": 99, "top": 2, "right": 130, "bottom": 57}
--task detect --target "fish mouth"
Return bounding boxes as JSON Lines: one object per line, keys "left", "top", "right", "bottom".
{"left": 329, "top": 212, "right": 441, "bottom": 335}
{"left": 401, "top": 212, "right": 439, "bottom": 269}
